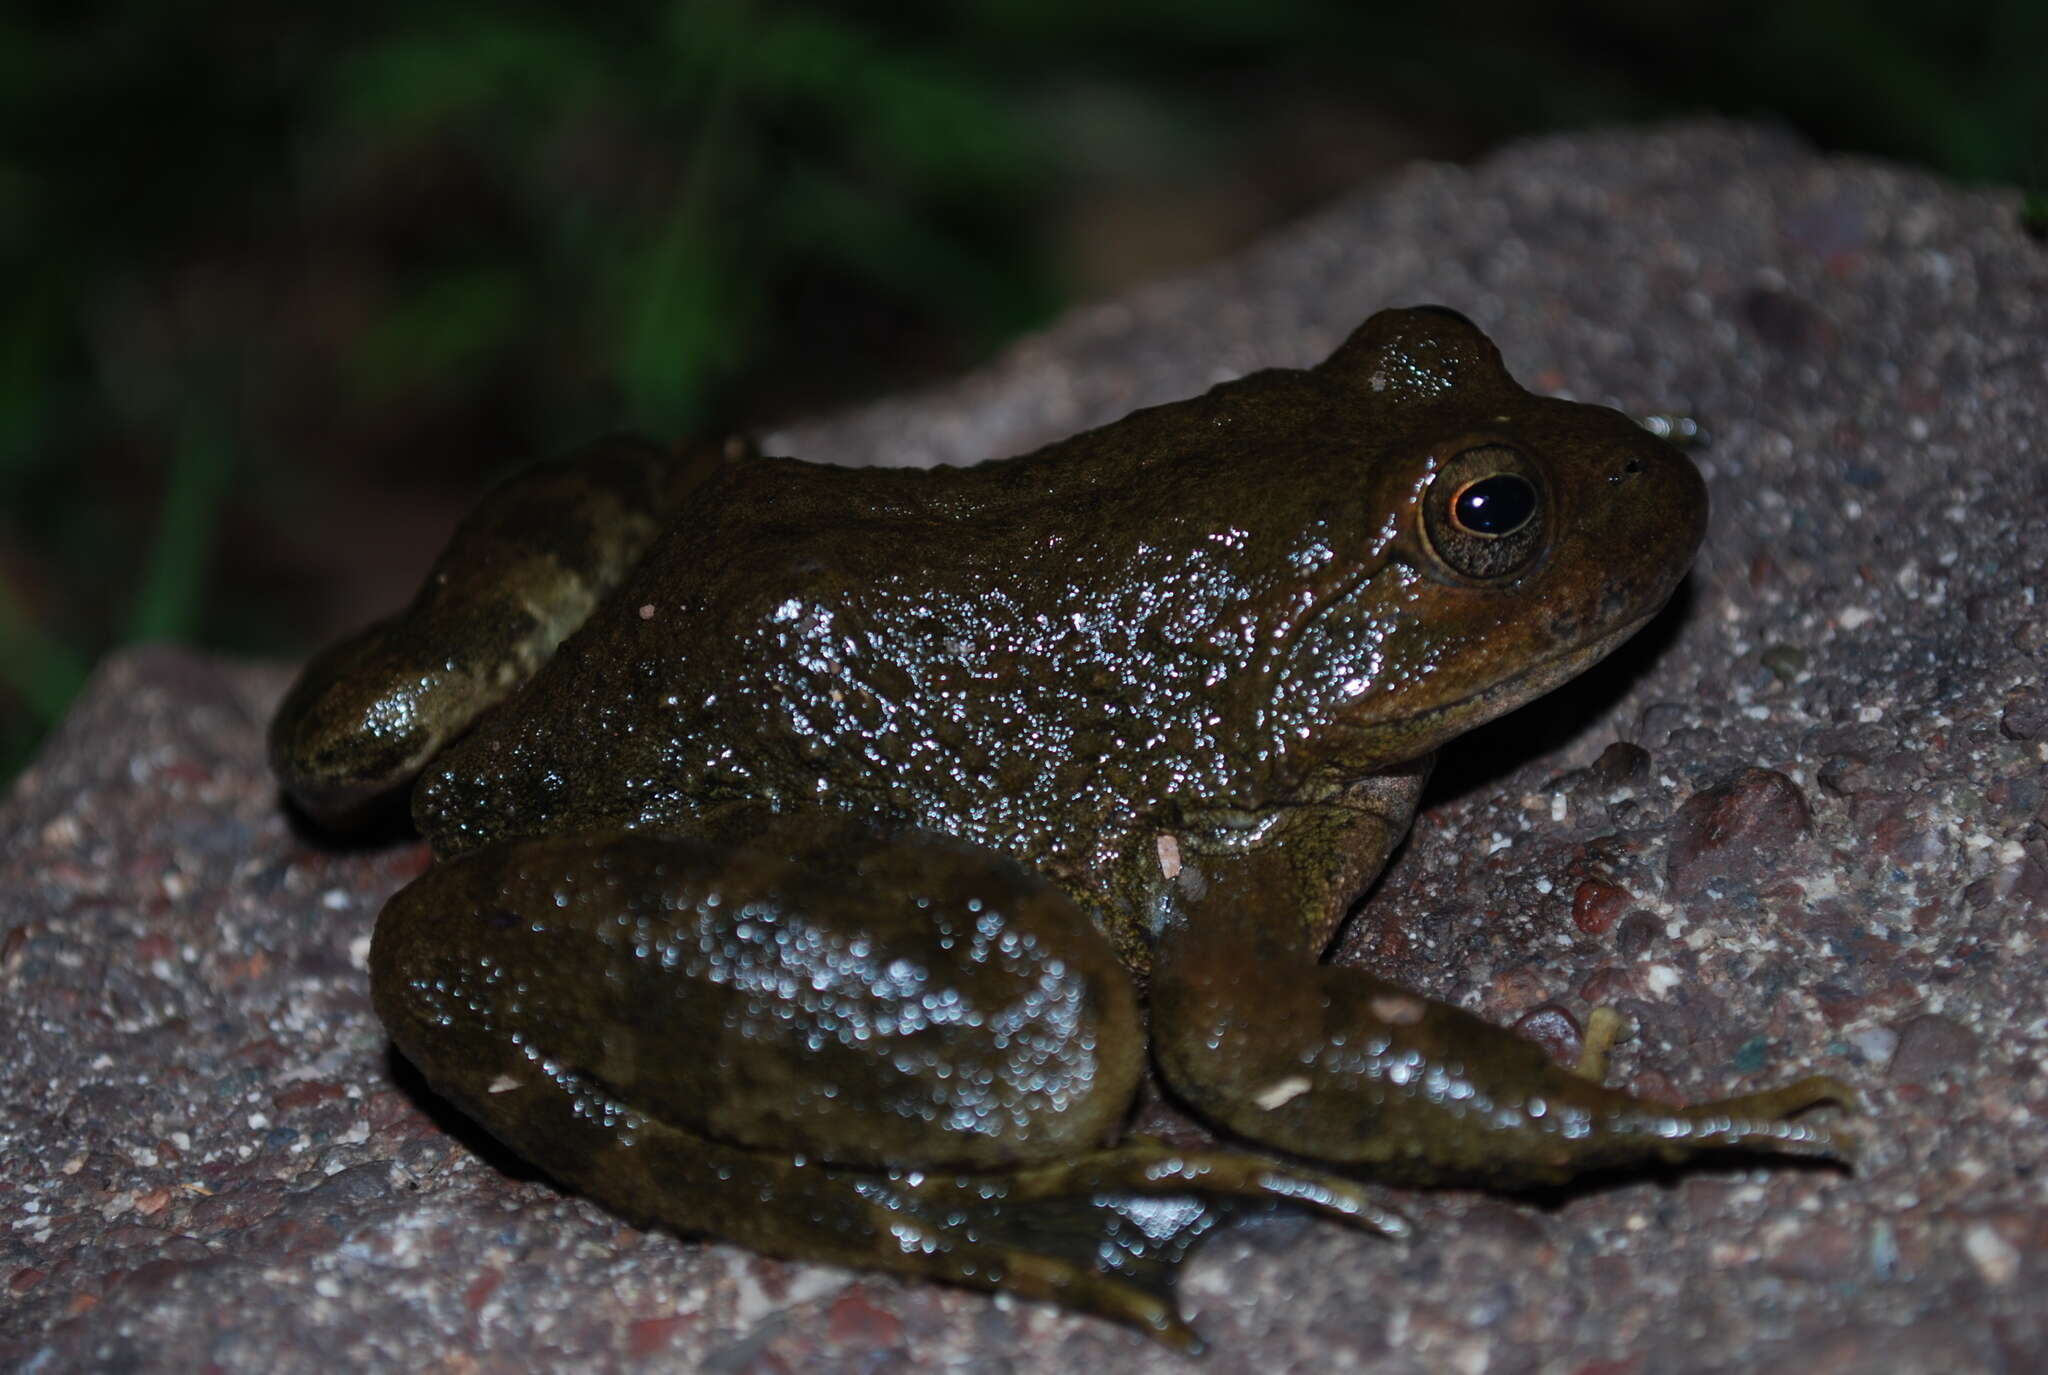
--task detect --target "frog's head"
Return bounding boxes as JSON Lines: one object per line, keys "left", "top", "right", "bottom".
{"left": 1267, "top": 306, "right": 1708, "bottom": 779}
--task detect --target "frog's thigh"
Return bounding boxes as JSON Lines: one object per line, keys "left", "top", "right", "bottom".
{"left": 371, "top": 821, "right": 1145, "bottom": 1172}
{"left": 270, "top": 434, "right": 736, "bottom": 825}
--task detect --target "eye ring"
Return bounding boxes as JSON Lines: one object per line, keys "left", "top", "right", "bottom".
{"left": 1421, "top": 444, "right": 1547, "bottom": 581}
{"left": 1447, "top": 472, "right": 1538, "bottom": 538}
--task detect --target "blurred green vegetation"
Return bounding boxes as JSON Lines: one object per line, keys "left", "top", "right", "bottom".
{"left": 2, "top": 0, "right": 2043, "bottom": 780}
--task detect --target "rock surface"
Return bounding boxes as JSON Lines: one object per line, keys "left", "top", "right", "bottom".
{"left": 6, "top": 122, "right": 2046, "bottom": 1373}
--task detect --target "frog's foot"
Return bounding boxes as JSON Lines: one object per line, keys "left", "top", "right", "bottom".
{"left": 483, "top": 1094, "right": 1405, "bottom": 1352}
{"left": 1569, "top": 1014, "right": 1858, "bottom": 1159}
{"left": 868, "top": 1140, "right": 1410, "bottom": 1351}
{"left": 1648, "top": 1074, "right": 1863, "bottom": 1161}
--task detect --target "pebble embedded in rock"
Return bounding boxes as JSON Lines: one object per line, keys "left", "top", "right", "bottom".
{"left": 1848, "top": 791, "right": 1945, "bottom": 868}
{"left": 1665, "top": 768, "right": 1813, "bottom": 898}
{"left": 1887, "top": 1012, "right": 1979, "bottom": 1082}
{"left": 1818, "top": 744, "right": 1925, "bottom": 797}
{"left": 1571, "top": 878, "right": 1631, "bottom": 935}
{"left": 2000, "top": 690, "right": 2047, "bottom": 742}
{"left": 1817, "top": 756, "right": 1871, "bottom": 796}
{"left": 1740, "top": 286, "right": 1837, "bottom": 355}
{"left": 1761, "top": 1219, "right": 1859, "bottom": 1282}
{"left": 1591, "top": 741, "right": 1652, "bottom": 785}
{"left": 2016, "top": 857, "right": 2048, "bottom": 908}
{"left": 1578, "top": 965, "right": 1637, "bottom": 1005}
{"left": 1805, "top": 721, "right": 1896, "bottom": 765}
{"left": 1614, "top": 911, "right": 1661, "bottom": 959}
{"left": 1511, "top": 1002, "right": 1583, "bottom": 1064}
{"left": 1636, "top": 702, "right": 1691, "bottom": 744}
{"left": 1759, "top": 644, "right": 1807, "bottom": 684}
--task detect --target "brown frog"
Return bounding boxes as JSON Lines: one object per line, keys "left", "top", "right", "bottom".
{"left": 272, "top": 307, "right": 1852, "bottom": 1349}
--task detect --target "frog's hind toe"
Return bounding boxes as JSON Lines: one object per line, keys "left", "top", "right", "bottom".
{"left": 1674, "top": 1073, "right": 1865, "bottom": 1162}
{"left": 868, "top": 1141, "right": 1410, "bottom": 1347}
{"left": 888, "top": 1147, "right": 1400, "bottom": 1344}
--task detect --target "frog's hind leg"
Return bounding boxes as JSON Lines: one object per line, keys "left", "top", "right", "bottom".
{"left": 270, "top": 433, "right": 743, "bottom": 826}
{"left": 399, "top": 1067, "right": 1402, "bottom": 1352}
{"left": 370, "top": 819, "right": 1406, "bottom": 1348}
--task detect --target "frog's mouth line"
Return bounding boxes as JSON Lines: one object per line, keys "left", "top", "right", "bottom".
{"left": 1382, "top": 604, "right": 1666, "bottom": 747}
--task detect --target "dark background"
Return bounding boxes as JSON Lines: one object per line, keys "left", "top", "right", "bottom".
{"left": 3, "top": 0, "right": 2043, "bottom": 779}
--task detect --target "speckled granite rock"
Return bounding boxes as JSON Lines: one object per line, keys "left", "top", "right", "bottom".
{"left": 5, "top": 121, "right": 2045, "bottom": 1373}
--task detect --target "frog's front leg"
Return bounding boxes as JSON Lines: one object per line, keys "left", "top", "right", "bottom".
{"left": 372, "top": 815, "right": 1404, "bottom": 1349}
{"left": 1151, "top": 782, "right": 1856, "bottom": 1188}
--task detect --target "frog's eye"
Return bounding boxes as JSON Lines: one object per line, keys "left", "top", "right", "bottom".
{"left": 1422, "top": 444, "right": 1545, "bottom": 581}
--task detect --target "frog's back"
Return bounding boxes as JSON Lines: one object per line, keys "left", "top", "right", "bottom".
{"left": 409, "top": 412, "right": 1297, "bottom": 885}
{"left": 410, "top": 456, "right": 982, "bottom": 850}
{"left": 411, "top": 360, "right": 1378, "bottom": 856}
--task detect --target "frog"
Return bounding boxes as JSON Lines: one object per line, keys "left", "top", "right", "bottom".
{"left": 271, "top": 307, "right": 1854, "bottom": 1350}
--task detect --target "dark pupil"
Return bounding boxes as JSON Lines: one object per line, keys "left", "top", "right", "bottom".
{"left": 1454, "top": 474, "right": 1535, "bottom": 536}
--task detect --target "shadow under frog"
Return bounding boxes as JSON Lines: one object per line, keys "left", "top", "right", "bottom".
{"left": 271, "top": 307, "right": 1853, "bottom": 1350}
